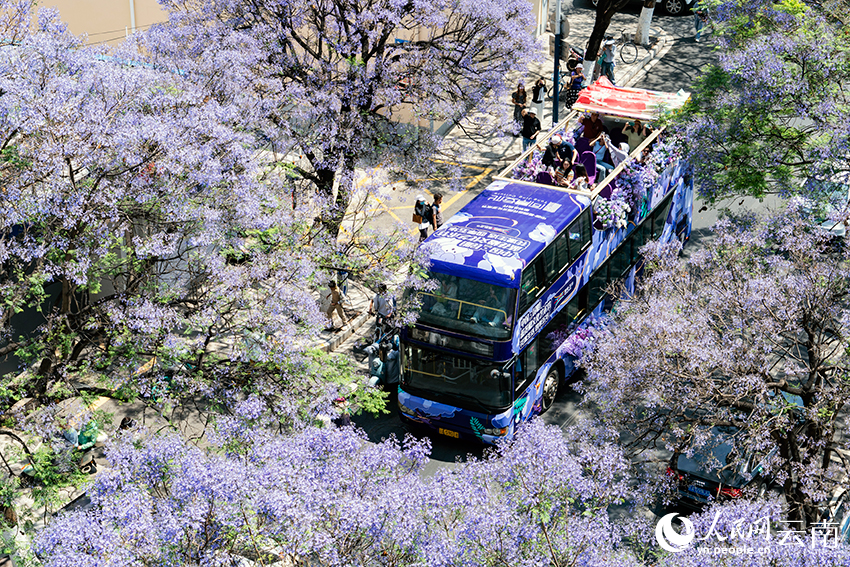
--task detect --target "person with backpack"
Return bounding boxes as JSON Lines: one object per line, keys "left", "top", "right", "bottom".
{"left": 414, "top": 195, "right": 433, "bottom": 242}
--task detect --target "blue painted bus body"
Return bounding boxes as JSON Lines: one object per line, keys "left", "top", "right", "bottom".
{"left": 399, "top": 146, "right": 694, "bottom": 444}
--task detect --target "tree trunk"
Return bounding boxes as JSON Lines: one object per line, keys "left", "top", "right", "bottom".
{"left": 315, "top": 167, "right": 341, "bottom": 237}
{"left": 584, "top": 0, "right": 632, "bottom": 84}
{"left": 634, "top": 0, "right": 655, "bottom": 45}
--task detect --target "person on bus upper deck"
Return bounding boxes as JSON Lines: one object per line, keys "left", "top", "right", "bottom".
{"left": 554, "top": 158, "right": 574, "bottom": 187}
{"left": 581, "top": 112, "right": 606, "bottom": 140}
{"left": 568, "top": 163, "right": 591, "bottom": 192}
{"left": 591, "top": 134, "right": 616, "bottom": 178}
{"left": 557, "top": 137, "right": 578, "bottom": 167}
{"left": 608, "top": 140, "right": 631, "bottom": 168}
{"left": 541, "top": 135, "right": 563, "bottom": 168}
{"left": 624, "top": 119, "right": 650, "bottom": 151}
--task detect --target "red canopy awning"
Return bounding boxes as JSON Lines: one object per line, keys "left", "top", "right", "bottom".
{"left": 572, "top": 77, "right": 690, "bottom": 121}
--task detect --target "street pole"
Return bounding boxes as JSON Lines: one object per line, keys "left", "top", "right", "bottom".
{"left": 552, "top": 0, "right": 563, "bottom": 126}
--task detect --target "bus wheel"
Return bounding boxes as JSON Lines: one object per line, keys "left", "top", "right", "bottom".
{"left": 542, "top": 368, "right": 559, "bottom": 411}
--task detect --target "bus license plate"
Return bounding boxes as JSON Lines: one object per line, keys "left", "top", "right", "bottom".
{"left": 438, "top": 427, "right": 459, "bottom": 439}
{"left": 688, "top": 485, "right": 711, "bottom": 499}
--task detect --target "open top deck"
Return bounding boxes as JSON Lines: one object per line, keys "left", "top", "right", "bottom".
{"left": 496, "top": 77, "right": 690, "bottom": 200}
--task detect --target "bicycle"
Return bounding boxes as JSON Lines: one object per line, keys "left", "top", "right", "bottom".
{"left": 546, "top": 71, "right": 570, "bottom": 101}
{"left": 617, "top": 28, "right": 645, "bottom": 65}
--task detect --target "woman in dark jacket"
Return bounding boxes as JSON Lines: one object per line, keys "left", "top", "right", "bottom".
{"left": 511, "top": 83, "right": 527, "bottom": 131}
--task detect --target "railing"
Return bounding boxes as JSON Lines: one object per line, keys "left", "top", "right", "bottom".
{"left": 420, "top": 292, "right": 508, "bottom": 323}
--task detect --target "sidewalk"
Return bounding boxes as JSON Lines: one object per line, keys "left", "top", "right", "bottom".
{"left": 315, "top": 10, "right": 674, "bottom": 354}
{"left": 312, "top": 280, "right": 374, "bottom": 353}
{"left": 441, "top": 10, "right": 673, "bottom": 165}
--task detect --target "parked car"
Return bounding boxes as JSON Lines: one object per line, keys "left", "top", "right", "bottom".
{"left": 667, "top": 427, "right": 776, "bottom": 510}
{"left": 799, "top": 175, "right": 850, "bottom": 246}
{"left": 590, "top": 0, "right": 695, "bottom": 16}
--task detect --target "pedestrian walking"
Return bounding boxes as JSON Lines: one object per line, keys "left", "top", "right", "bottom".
{"left": 369, "top": 283, "right": 395, "bottom": 339}
{"left": 511, "top": 83, "right": 527, "bottom": 133}
{"left": 432, "top": 192, "right": 444, "bottom": 230}
{"left": 694, "top": 3, "right": 707, "bottom": 42}
{"left": 414, "top": 195, "right": 433, "bottom": 242}
{"left": 323, "top": 280, "right": 348, "bottom": 331}
{"left": 531, "top": 78, "right": 546, "bottom": 119}
{"left": 600, "top": 38, "right": 616, "bottom": 84}
{"left": 521, "top": 107, "right": 541, "bottom": 152}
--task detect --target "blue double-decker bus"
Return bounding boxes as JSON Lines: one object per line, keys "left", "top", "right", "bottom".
{"left": 397, "top": 82, "right": 694, "bottom": 443}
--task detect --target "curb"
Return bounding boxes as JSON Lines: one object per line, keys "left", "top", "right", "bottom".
{"left": 317, "top": 280, "right": 374, "bottom": 353}
{"left": 320, "top": 309, "right": 372, "bottom": 353}
{"left": 620, "top": 29, "right": 673, "bottom": 88}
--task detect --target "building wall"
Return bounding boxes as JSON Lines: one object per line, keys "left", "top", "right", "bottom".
{"left": 41, "top": 0, "right": 166, "bottom": 43}
{"left": 44, "top": 0, "right": 552, "bottom": 44}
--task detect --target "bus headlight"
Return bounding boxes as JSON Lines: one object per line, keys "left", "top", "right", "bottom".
{"left": 483, "top": 427, "right": 508, "bottom": 436}
{"left": 398, "top": 402, "right": 414, "bottom": 415}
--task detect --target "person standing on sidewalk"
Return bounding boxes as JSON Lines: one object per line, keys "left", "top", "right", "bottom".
{"left": 414, "top": 195, "right": 433, "bottom": 242}
{"left": 521, "top": 107, "right": 541, "bottom": 152}
{"left": 531, "top": 78, "right": 546, "bottom": 119}
{"left": 323, "top": 280, "right": 348, "bottom": 331}
{"left": 511, "top": 83, "right": 527, "bottom": 132}
{"left": 566, "top": 64, "right": 585, "bottom": 109}
{"left": 600, "top": 38, "right": 616, "bottom": 84}
{"left": 694, "top": 3, "right": 707, "bottom": 42}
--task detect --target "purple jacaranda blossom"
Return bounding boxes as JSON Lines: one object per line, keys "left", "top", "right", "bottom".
{"left": 143, "top": 0, "right": 541, "bottom": 237}
{"left": 579, "top": 205, "right": 850, "bottom": 530}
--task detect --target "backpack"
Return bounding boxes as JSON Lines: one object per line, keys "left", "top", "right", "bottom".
{"left": 422, "top": 203, "right": 434, "bottom": 224}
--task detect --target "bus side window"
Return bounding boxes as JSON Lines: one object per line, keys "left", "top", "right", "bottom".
{"left": 587, "top": 260, "right": 609, "bottom": 310}
{"left": 519, "top": 259, "right": 544, "bottom": 313}
{"left": 567, "top": 209, "right": 591, "bottom": 262}
{"left": 516, "top": 339, "right": 539, "bottom": 393}
{"left": 652, "top": 194, "right": 674, "bottom": 238}
{"left": 543, "top": 232, "right": 569, "bottom": 282}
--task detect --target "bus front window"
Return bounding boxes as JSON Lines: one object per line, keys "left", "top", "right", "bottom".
{"left": 402, "top": 345, "right": 512, "bottom": 411}
{"left": 418, "top": 274, "right": 516, "bottom": 340}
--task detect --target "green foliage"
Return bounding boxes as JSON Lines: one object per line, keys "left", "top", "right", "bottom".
{"left": 676, "top": 9, "right": 850, "bottom": 203}
{"left": 302, "top": 348, "right": 389, "bottom": 417}
{"left": 0, "top": 476, "right": 19, "bottom": 509}
{"left": 26, "top": 445, "right": 88, "bottom": 517}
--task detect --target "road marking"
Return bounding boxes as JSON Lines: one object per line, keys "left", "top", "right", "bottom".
{"left": 371, "top": 193, "right": 404, "bottom": 224}
{"left": 408, "top": 175, "right": 480, "bottom": 182}
{"left": 431, "top": 159, "right": 490, "bottom": 171}
{"left": 445, "top": 167, "right": 492, "bottom": 209}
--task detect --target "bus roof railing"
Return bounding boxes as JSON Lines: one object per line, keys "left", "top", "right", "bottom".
{"left": 496, "top": 110, "right": 666, "bottom": 200}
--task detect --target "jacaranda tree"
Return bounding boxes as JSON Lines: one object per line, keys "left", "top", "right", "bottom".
{"left": 678, "top": 0, "right": 850, "bottom": 203}
{"left": 581, "top": 206, "right": 850, "bottom": 528}
{"left": 34, "top": 413, "right": 645, "bottom": 567}
{"left": 0, "top": 0, "right": 395, "bottom": 429}
{"left": 144, "top": 0, "right": 540, "bottom": 235}
{"left": 32, "top": 411, "right": 850, "bottom": 566}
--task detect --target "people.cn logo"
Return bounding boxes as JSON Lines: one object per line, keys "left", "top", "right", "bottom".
{"left": 655, "top": 513, "right": 696, "bottom": 553}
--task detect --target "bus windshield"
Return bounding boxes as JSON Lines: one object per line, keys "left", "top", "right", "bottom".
{"left": 403, "top": 344, "right": 511, "bottom": 411}
{"left": 417, "top": 273, "right": 516, "bottom": 340}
